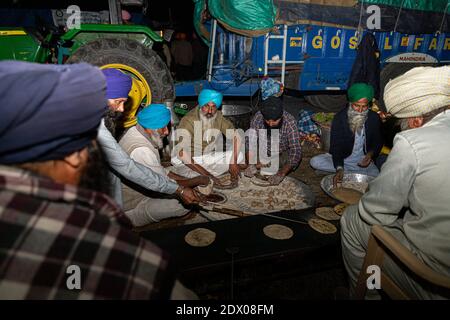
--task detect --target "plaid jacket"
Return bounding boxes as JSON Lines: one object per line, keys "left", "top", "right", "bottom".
{"left": 0, "top": 165, "right": 176, "bottom": 299}
{"left": 297, "top": 110, "right": 321, "bottom": 136}
{"left": 247, "top": 111, "right": 302, "bottom": 168}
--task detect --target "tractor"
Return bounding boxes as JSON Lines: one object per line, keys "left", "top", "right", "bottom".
{"left": 0, "top": 0, "right": 174, "bottom": 131}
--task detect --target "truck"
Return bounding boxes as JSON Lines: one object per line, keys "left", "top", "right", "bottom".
{"left": 175, "top": 0, "right": 450, "bottom": 111}
{"left": 1, "top": 0, "right": 449, "bottom": 123}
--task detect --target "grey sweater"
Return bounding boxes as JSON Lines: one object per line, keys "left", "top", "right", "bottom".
{"left": 358, "top": 111, "right": 450, "bottom": 277}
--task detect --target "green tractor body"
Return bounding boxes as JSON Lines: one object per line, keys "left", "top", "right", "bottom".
{"left": 0, "top": 24, "right": 162, "bottom": 64}
{"left": 0, "top": 27, "right": 51, "bottom": 63}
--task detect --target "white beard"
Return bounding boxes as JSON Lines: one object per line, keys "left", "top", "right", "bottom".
{"left": 399, "top": 118, "right": 411, "bottom": 131}
{"left": 347, "top": 105, "right": 368, "bottom": 133}
{"left": 199, "top": 110, "right": 218, "bottom": 142}
{"left": 149, "top": 131, "right": 164, "bottom": 149}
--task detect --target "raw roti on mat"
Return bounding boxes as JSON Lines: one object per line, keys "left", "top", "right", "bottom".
{"left": 331, "top": 187, "right": 363, "bottom": 204}
{"left": 334, "top": 203, "right": 349, "bottom": 216}
{"left": 315, "top": 207, "right": 341, "bottom": 221}
{"left": 263, "top": 224, "right": 294, "bottom": 240}
{"left": 308, "top": 218, "right": 337, "bottom": 234}
{"left": 184, "top": 228, "right": 216, "bottom": 247}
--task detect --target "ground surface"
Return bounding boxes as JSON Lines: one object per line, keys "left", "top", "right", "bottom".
{"left": 134, "top": 96, "right": 348, "bottom": 299}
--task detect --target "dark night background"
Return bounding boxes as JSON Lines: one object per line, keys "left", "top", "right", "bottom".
{"left": 0, "top": 0, "right": 195, "bottom": 33}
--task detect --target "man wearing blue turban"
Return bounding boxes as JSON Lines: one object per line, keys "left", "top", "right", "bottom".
{"left": 171, "top": 89, "right": 244, "bottom": 185}
{"left": 0, "top": 61, "right": 196, "bottom": 299}
{"left": 119, "top": 104, "right": 209, "bottom": 226}
{"left": 97, "top": 68, "right": 201, "bottom": 209}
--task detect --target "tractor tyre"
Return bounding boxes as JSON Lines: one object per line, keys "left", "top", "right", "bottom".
{"left": 305, "top": 94, "right": 348, "bottom": 112}
{"left": 66, "top": 38, "right": 174, "bottom": 103}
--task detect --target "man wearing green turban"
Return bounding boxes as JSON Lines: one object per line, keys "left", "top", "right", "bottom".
{"left": 347, "top": 82, "right": 374, "bottom": 104}
{"left": 310, "top": 83, "right": 383, "bottom": 184}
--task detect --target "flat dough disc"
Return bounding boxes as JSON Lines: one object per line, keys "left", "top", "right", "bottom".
{"left": 263, "top": 224, "right": 294, "bottom": 240}
{"left": 184, "top": 228, "right": 216, "bottom": 247}
{"left": 334, "top": 203, "right": 349, "bottom": 216}
{"left": 315, "top": 207, "right": 341, "bottom": 221}
{"left": 197, "top": 179, "right": 213, "bottom": 195}
{"left": 331, "top": 187, "right": 363, "bottom": 204}
{"left": 308, "top": 218, "right": 337, "bottom": 234}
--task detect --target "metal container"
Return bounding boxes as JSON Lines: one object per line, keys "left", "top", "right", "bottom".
{"left": 320, "top": 173, "right": 375, "bottom": 202}
{"left": 221, "top": 104, "right": 253, "bottom": 130}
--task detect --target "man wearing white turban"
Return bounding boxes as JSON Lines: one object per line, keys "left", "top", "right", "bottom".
{"left": 340, "top": 66, "right": 450, "bottom": 299}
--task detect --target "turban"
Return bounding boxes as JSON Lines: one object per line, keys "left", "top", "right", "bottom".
{"left": 198, "top": 89, "right": 223, "bottom": 109}
{"left": 347, "top": 83, "right": 374, "bottom": 103}
{"left": 0, "top": 61, "right": 106, "bottom": 164}
{"left": 261, "top": 77, "right": 283, "bottom": 100}
{"left": 261, "top": 96, "right": 283, "bottom": 120}
{"left": 101, "top": 68, "right": 132, "bottom": 99}
{"left": 384, "top": 66, "right": 450, "bottom": 118}
{"left": 137, "top": 104, "right": 171, "bottom": 130}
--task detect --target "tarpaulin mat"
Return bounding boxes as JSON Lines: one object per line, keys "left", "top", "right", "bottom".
{"left": 140, "top": 207, "right": 340, "bottom": 272}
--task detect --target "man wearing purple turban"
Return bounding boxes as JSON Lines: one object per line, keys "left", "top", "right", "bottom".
{"left": 0, "top": 61, "right": 196, "bottom": 299}
{"left": 102, "top": 68, "right": 133, "bottom": 112}
{"left": 98, "top": 68, "right": 200, "bottom": 209}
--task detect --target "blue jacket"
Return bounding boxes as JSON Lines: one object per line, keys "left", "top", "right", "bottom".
{"left": 329, "top": 108, "right": 383, "bottom": 169}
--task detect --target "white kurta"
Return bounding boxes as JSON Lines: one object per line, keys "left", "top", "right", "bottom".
{"left": 170, "top": 150, "right": 244, "bottom": 178}
{"left": 310, "top": 127, "right": 379, "bottom": 177}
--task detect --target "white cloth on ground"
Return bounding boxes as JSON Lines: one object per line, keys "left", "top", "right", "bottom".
{"left": 170, "top": 150, "right": 244, "bottom": 178}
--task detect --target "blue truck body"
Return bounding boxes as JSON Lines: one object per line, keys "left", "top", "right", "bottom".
{"left": 175, "top": 22, "right": 450, "bottom": 97}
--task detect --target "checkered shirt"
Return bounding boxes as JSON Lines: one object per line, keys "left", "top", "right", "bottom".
{"left": 0, "top": 165, "right": 176, "bottom": 299}
{"left": 297, "top": 110, "right": 321, "bottom": 136}
{"left": 246, "top": 111, "right": 302, "bottom": 168}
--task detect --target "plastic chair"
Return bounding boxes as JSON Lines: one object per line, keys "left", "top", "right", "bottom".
{"left": 354, "top": 225, "right": 450, "bottom": 299}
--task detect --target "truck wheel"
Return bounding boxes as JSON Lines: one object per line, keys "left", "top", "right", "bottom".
{"left": 380, "top": 63, "right": 436, "bottom": 111}
{"left": 305, "top": 94, "right": 347, "bottom": 112}
{"left": 66, "top": 38, "right": 174, "bottom": 127}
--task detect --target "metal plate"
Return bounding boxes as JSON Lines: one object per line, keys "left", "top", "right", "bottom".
{"left": 200, "top": 191, "right": 228, "bottom": 205}
{"left": 217, "top": 176, "right": 315, "bottom": 216}
{"left": 320, "top": 173, "right": 375, "bottom": 202}
{"left": 221, "top": 104, "right": 252, "bottom": 116}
